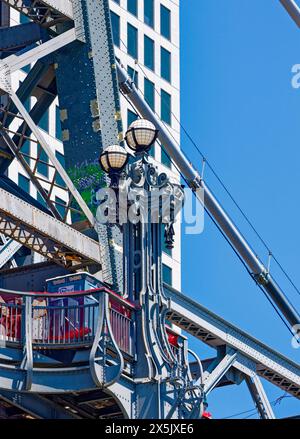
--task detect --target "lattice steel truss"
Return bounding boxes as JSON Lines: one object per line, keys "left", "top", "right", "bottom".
{"left": 1, "top": 0, "right": 73, "bottom": 27}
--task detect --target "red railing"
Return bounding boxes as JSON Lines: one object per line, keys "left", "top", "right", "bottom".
{"left": 0, "top": 288, "right": 181, "bottom": 360}
{"left": 0, "top": 288, "right": 135, "bottom": 356}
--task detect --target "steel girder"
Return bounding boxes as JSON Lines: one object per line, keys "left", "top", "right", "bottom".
{"left": 0, "top": 234, "right": 21, "bottom": 269}
{"left": 1, "top": 0, "right": 73, "bottom": 27}
{"left": 0, "top": 27, "right": 94, "bottom": 227}
{"left": 0, "top": 28, "right": 77, "bottom": 81}
{"left": 1, "top": 89, "right": 95, "bottom": 228}
{"left": 44, "top": 381, "right": 135, "bottom": 419}
{"left": 165, "top": 285, "right": 300, "bottom": 399}
{"left": 0, "top": 390, "right": 79, "bottom": 419}
{"left": 0, "top": 186, "right": 102, "bottom": 269}
{"left": 0, "top": 22, "right": 48, "bottom": 57}
{"left": 0, "top": 62, "right": 93, "bottom": 226}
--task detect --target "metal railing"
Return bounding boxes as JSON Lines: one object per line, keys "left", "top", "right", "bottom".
{"left": 0, "top": 300, "right": 22, "bottom": 343}
{"left": 0, "top": 287, "right": 135, "bottom": 356}
{"left": 31, "top": 300, "right": 98, "bottom": 346}
{"left": 110, "top": 307, "right": 132, "bottom": 355}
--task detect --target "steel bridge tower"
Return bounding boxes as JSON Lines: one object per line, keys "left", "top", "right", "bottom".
{"left": 0, "top": 0, "right": 298, "bottom": 419}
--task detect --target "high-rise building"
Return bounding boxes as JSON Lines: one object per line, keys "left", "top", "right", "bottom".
{"left": 3, "top": 0, "right": 181, "bottom": 291}
{"left": 110, "top": 0, "right": 181, "bottom": 291}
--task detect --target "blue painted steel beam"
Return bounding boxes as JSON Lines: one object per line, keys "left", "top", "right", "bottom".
{"left": 0, "top": 390, "right": 79, "bottom": 419}
{"left": 0, "top": 175, "right": 51, "bottom": 214}
{"left": 1, "top": 61, "right": 50, "bottom": 127}
{"left": 0, "top": 61, "right": 51, "bottom": 173}
{"left": 12, "top": 77, "right": 57, "bottom": 148}
{"left": 0, "top": 22, "right": 48, "bottom": 58}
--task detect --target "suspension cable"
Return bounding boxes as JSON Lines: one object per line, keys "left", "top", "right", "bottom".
{"left": 118, "top": 38, "right": 300, "bottom": 302}
{"left": 222, "top": 393, "right": 292, "bottom": 419}
{"left": 122, "top": 85, "right": 296, "bottom": 339}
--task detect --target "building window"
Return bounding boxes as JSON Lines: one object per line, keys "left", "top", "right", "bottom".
{"left": 111, "top": 11, "right": 120, "bottom": 47}
{"left": 127, "top": 23, "right": 138, "bottom": 59}
{"left": 148, "top": 146, "right": 154, "bottom": 158}
{"left": 161, "top": 89, "right": 171, "bottom": 125}
{"left": 144, "top": 0, "right": 154, "bottom": 28}
{"left": 144, "top": 78, "right": 155, "bottom": 111}
{"left": 55, "top": 105, "right": 62, "bottom": 140}
{"left": 162, "top": 264, "right": 172, "bottom": 286}
{"left": 161, "top": 147, "right": 171, "bottom": 169}
{"left": 160, "top": 5, "right": 171, "bottom": 40}
{"left": 161, "top": 47, "right": 171, "bottom": 82}
{"left": 37, "top": 191, "right": 47, "bottom": 208}
{"left": 20, "top": 13, "right": 30, "bottom": 24}
{"left": 112, "top": 0, "right": 120, "bottom": 3}
{"left": 21, "top": 140, "right": 31, "bottom": 165}
{"left": 38, "top": 109, "right": 49, "bottom": 132}
{"left": 22, "top": 64, "right": 30, "bottom": 74}
{"left": 128, "top": 66, "right": 138, "bottom": 88}
{"left": 55, "top": 150, "right": 66, "bottom": 188}
{"left": 144, "top": 35, "right": 155, "bottom": 71}
{"left": 37, "top": 147, "right": 49, "bottom": 178}
{"left": 18, "top": 173, "right": 30, "bottom": 193}
{"left": 55, "top": 196, "right": 67, "bottom": 219}
{"left": 162, "top": 225, "right": 172, "bottom": 256}
{"left": 19, "top": 80, "right": 31, "bottom": 106}
{"left": 128, "top": 0, "right": 137, "bottom": 16}
{"left": 128, "top": 109, "right": 138, "bottom": 127}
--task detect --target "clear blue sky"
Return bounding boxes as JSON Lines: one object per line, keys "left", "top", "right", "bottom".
{"left": 180, "top": 0, "right": 300, "bottom": 418}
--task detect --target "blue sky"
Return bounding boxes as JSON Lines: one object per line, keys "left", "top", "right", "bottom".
{"left": 180, "top": 0, "right": 300, "bottom": 418}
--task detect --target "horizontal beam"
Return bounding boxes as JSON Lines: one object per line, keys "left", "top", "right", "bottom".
{"left": 0, "top": 187, "right": 102, "bottom": 268}
{"left": 2, "top": 0, "right": 73, "bottom": 24}
{"left": 5, "top": 91, "right": 95, "bottom": 227}
{"left": 165, "top": 285, "right": 300, "bottom": 398}
{"left": 203, "top": 350, "right": 237, "bottom": 395}
{"left": 39, "top": 0, "right": 74, "bottom": 19}
{"left": 0, "top": 22, "right": 46, "bottom": 53}
{"left": 0, "top": 28, "right": 77, "bottom": 80}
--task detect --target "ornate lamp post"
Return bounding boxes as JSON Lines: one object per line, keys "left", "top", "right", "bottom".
{"left": 98, "top": 119, "right": 203, "bottom": 418}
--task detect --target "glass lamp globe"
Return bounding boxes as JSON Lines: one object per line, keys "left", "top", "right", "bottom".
{"left": 125, "top": 119, "right": 158, "bottom": 153}
{"left": 99, "top": 145, "right": 128, "bottom": 174}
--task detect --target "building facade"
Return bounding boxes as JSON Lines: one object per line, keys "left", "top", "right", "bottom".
{"left": 4, "top": 0, "right": 181, "bottom": 291}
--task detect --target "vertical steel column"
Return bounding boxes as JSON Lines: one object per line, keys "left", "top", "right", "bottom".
{"left": 81, "top": 0, "right": 124, "bottom": 292}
